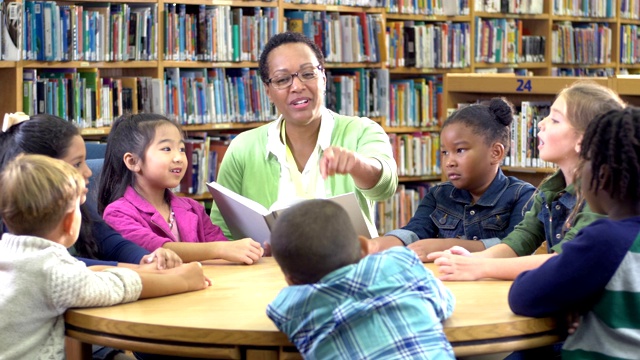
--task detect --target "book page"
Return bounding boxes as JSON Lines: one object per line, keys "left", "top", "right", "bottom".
{"left": 326, "top": 193, "right": 379, "bottom": 239}
{"left": 208, "top": 182, "right": 378, "bottom": 244}
{"left": 207, "top": 182, "right": 272, "bottom": 245}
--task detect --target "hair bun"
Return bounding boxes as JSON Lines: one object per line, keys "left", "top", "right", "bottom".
{"left": 488, "top": 98, "right": 514, "bottom": 127}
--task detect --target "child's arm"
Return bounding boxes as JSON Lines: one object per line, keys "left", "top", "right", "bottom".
{"left": 87, "top": 202, "right": 153, "bottom": 264}
{"left": 137, "top": 262, "right": 210, "bottom": 299}
{"left": 407, "top": 238, "right": 488, "bottom": 262}
{"left": 509, "top": 221, "right": 628, "bottom": 316}
{"left": 92, "top": 216, "right": 182, "bottom": 269}
{"left": 103, "top": 205, "right": 176, "bottom": 252}
{"left": 548, "top": 202, "right": 605, "bottom": 253}
{"left": 433, "top": 252, "right": 556, "bottom": 281}
{"left": 59, "top": 262, "right": 208, "bottom": 310}
{"left": 406, "top": 183, "right": 536, "bottom": 261}
{"left": 161, "top": 239, "right": 263, "bottom": 264}
{"left": 369, "top": 188, "right": 441, "bottom": 253}
{"left": 503, "top": 182, "right": 537, "bottom": 236}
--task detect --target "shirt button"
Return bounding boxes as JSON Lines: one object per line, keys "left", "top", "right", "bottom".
{"left": 470, "top": 210, "right": 475, "bottom": 215}
{"left": 555, "top": 205, "right": 561, "bottom": 210}
{"left": 472, "top": 236, "right": 478, "bottom": 240}
{"left": 556, "top": 234, "right": 561, "bottom": 239}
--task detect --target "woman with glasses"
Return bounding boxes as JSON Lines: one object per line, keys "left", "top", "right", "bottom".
{"left": 210, "top": 31, "right": 398, "bottom": 241}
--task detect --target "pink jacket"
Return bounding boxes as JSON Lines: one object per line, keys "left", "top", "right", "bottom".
{"left": 103, "top": 186, "right": 227, "bottom": 251}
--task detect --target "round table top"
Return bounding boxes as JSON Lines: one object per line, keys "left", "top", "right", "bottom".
{"left": 65, "top": 258, "right": 560, "bottom": 357}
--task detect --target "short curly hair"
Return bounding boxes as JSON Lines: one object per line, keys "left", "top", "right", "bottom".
{"left": 258, "top": 32, "right": 325, "bottom": 84}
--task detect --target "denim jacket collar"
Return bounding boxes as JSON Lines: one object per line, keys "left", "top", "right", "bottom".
{"left": 539, "top": 170, "right": 576, "bottom": 208}
{"left": 449, "top": 168, "right": 509, "bottom": 207}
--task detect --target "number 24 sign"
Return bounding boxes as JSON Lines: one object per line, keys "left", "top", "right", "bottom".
{"left": 516, "top": 79, "right": 532, "bottom": 92}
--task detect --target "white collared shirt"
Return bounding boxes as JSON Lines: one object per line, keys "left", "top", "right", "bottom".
{"left": 265, "top": 108, "right": 335, "bottom": 210}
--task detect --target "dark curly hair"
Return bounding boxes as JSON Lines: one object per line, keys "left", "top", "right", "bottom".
{"left": 444, "top": 97, "right": 515, "bottom": 150}
{"left": 579, "top": 107, "right": 640, "bottom": 201}
{"left": 258, "top": 32, "right": 325, "bottom": 84}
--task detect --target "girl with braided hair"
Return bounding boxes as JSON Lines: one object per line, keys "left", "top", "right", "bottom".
{"left": 509, "top": 107, "right": 640, "bottom": 360}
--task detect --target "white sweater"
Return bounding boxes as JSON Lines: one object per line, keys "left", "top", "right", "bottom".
{"left": 0, "top": 233, "right": 142, "bottom": 359}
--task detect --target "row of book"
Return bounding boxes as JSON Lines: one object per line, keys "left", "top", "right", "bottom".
{"left": 620, "top": 25, "right": 640, "bottom": 65}
{"left": 22, "top": 68, "right": 163, "bottom": 128}
{"left": 475, "top": 18, "right": 546, "bottom": 64}
{"left": 284, "top": 10, "right": 384, "bottom": 64}
{"left": 375, "top": 183, "right": 430, "bottom": 235}
{"left": 386, "top": 0, "right": 469, "bottom": 16}
{"left": 387, "top": 76, "right": 442, "bottom": 127}
{"left": 620, "top": 0, "right": 640, "bottom": 19}
{"left": 504, "top": 101, "right": 555, "bottom": 169}
{"left": 21, "top": 1, "right": 157, "bottom": 62}
{"left": 178, "top": 135, "right": 234, "bottom": 196}
{"left": 283, "top": 0, "right": 384, "bottom": 7}
{"left": 474, "top": 0, "right": 543, "bottom": 14}
{"left": 164, "top": 67, "right": 278, "bottom": 125}
{"left": 552, "top": 0, "right": 615, "bottom": 17}
{"left": 551, "top": 22, "right": 612, "bottom": 65}
{"left": 389, "top": 132, "right": 441, "bottom": 177}
{"left": 325, "top": 68, "right": 388, "bottom": 119}
{"left": 551, "top": 67, "right": 615, "bottom": 76}
{"left": 387, "top": 21, "right": 471, "bottom": 69}
{"left": 163, "top": 5, "right": 277, "bottom": 62}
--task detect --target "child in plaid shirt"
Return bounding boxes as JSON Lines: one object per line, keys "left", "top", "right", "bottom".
{"left": 267, "top": 199, "right": 455, "bottom": 359}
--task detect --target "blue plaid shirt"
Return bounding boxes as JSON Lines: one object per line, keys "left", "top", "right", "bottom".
{"left": 267, "top": 247, "right": 455, "bottom": 359}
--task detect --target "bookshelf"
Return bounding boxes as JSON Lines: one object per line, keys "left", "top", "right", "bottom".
{"left": 1, "top": 0, "right": 639, "bottom": 201}
{"left": 441, "top": 73, "right": 615, "bottom": 186}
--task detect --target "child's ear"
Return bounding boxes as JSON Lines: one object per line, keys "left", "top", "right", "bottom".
{"left": 123, "top": 152, "right": 141, "bottom": 172}
{"left": 598, "top": 164, "right": 611, "bottom": 190}
{"left": 358, "top": 236, "right": 370, "bottom": 258}
{"left": 490, "top": 142, "right": 505, "bottom": 165}
{"left": 575, "top": 135, "right": 584, "bottom": 154}
{"left": 61, "top": 208, "right": 76, "bottom": 236}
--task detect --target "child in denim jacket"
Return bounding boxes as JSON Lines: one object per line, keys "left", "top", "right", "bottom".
{"left": 371, "top": 98, "right": 536, "bottom": 260}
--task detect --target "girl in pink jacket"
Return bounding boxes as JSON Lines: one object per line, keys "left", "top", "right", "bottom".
{"left": 99, "top": 114, "right": 263, "bottom": 264}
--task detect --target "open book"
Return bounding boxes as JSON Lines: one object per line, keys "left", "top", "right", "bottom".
{"left": 207, "top": 181, "right": 378, "bottom": 245}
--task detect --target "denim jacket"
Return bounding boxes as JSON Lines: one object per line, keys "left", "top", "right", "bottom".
{"left": 502, "top": 170, "right": 604, "bottom": 256}
{"left": 386, "top": 169, "right": 535, "bottom": 248}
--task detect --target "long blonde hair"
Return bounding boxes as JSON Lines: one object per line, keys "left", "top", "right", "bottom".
{"left": 0, "top": 154, "right": 84, "bottom": 237}
{"left": 529, "top": 81, "right": 626, "bottom": 233}
{"left": 558, "top": 80, "right": 626, "bottom": 134}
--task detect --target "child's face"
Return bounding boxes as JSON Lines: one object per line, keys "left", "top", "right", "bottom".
{"left": 60, "top": 135, "right": 91, "bottom": 204}
{"left": 537, "top": 96, "right": 581, "bottom": 169}
{"left": 440, "top": 123, "right": 497, "bottom": 192}
{"left": 138, "top": 124, "right": 187, "bottom": 191}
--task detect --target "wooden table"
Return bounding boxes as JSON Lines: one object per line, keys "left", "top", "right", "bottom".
{"left": 65, "top": 259, "right": 561, "bottom": 359}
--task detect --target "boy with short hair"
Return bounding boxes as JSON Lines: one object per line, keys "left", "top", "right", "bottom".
{"left": 0, "top": 154, "right": 209, "bottom": 359}
{"left": 267, "top": 199, "right": 455, "bottom": 359}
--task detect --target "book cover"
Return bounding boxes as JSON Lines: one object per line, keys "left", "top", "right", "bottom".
{"left": 207, "top": 181, "right": 378, "bottom": 245}
{"left": 2, "top": 1, "right": 22, "bottom": 60}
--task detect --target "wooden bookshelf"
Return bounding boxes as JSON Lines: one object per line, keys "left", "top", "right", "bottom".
{"left": 3, "top": 0, "right": 640, "bottom": 200}
{"left": 441, "top": 73, "right": 633, "bottom": 186}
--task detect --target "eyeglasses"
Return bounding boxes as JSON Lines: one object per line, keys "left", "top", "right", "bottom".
{"left": 266, "top": 65, "right": 323, "bottom": 90}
